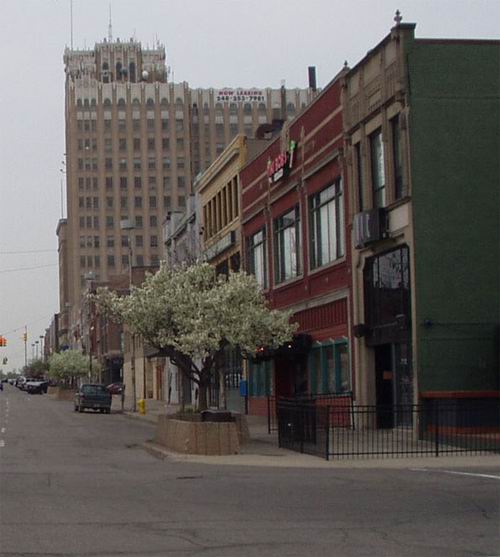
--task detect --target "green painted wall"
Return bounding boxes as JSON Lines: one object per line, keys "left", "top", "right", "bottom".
{"left": 407, "top": 40, "right": 500, "bottom": 392}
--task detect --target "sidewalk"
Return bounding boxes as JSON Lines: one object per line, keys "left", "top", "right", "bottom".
{"left": 116, "top": 399, "right": 500, "bottom": 469}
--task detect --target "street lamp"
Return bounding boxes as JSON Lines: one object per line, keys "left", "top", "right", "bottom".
{"left": 35, "top": 340, "right": 39, "bottom": 360}
{"left": 39, "top": 335, "right": 44, "bottom": 361}
{"left": 120, "top": 219, "right": 137, "bottom": 412}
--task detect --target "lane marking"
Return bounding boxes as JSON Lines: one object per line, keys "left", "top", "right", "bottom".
{"left": 440, "top": 470, "right": 500, "bottom": 481}
{"left": 411, "top": 468, "right": 500, "bottom": 481}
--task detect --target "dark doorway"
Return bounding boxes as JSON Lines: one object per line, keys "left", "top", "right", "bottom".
{"left": 274, "top": 355, "right": 308, "bottom": 398}
{"left": 375, "top": 344, "right": 394, "bottom": 428}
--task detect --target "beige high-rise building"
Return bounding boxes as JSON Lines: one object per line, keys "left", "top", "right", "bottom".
{"left": 58, "top": 36, "right": 313, "bottom": 342}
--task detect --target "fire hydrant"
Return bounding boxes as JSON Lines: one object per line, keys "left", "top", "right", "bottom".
{"left": 137, "top": 398, "right": 146, "bottom": 415}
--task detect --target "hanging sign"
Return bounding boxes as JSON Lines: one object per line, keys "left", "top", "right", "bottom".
{"left": 267, "top": 140, "right": 297, "bottom": 184}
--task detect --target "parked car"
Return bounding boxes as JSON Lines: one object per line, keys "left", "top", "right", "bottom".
{"left": 106, "top": 382, "right": 124, "bottom": 395}
{"left": 74, "top": 384, "right": 112, "bottom": 413}
{"left": 25, "top": 380, "right": 45, "bottom": 394}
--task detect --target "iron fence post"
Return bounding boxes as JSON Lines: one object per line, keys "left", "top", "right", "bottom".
{"left": 267, "top": 395, "right": 271, "bottom": 434}
{"left": 434, "top": 399, "right": 440, "bottom": 457}
{"left": 325, "top": 407, "right": 330, "bottom": 460}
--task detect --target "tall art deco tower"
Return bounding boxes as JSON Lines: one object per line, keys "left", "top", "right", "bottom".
{"left": 58, "top": 35, "right": 313, "bottom": 342}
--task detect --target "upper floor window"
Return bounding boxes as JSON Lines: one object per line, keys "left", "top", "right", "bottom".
{"left": 247, "top": 229, "right": 267, "bottom": 289}
{"left": 391, "top": 115, "right": 404, "bottom": 200}
{"left": 354, "top": 142, "right": 364, "bottom": 212}
{"left": 370, "top": 129, "right": 386, "bottom": 208}
{"left": 309, "top": 179, "right": 344, "bottom": 270}
{"left": 274, "top": 206, "right": 301, "bottom": 284}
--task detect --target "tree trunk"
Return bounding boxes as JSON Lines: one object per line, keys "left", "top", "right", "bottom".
{"left": 198, "top": 381, "right": 208, "bottom": 412}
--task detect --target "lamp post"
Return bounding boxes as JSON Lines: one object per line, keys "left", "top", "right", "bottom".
{"left": 31, "top": 343, "right": 35, "bottom": 363}
{"left": 35, "top": 340, "right": 39, "bottom": 360}
{"left": 39, "top": 335, "right": 44, "bottom": 361}
{"left": 120, "top": 219, "right": 136, "bottom": 412}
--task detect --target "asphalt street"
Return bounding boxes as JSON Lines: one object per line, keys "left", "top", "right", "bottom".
{"left": 0, "top": 384, "right": 499, "bottom": 557}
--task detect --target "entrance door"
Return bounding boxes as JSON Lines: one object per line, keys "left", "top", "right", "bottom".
{"left": 375, "top": 344, "right": 394, "bottom": 428}
{"left": 375, "top": 343, "right": 413, "bottom": 428}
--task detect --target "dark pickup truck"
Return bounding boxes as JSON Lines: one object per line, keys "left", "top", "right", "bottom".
{"left": 74, "top": 384, "right": 112, "bottom": 413}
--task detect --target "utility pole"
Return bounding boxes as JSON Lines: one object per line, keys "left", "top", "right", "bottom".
{"left": 24, "top": 326, "right": 28, "bottom": 367}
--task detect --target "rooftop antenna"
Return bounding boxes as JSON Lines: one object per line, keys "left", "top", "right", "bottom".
{"left": 108, "top": 3, "right": 113, "bottom": 42}
{"left": 70, "top": 0, "right": 74, "bottom": 49}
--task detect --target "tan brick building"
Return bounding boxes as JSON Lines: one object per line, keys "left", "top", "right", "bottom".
{"left": 58, "top": 37, "right": 313, "bottom": 346}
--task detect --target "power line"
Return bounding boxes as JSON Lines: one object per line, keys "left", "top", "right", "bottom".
{"left": 0, "top": 264, "right": 58, "bottom": 274}
{"left": 1, "top": 315, "right": 55, "bottom": 337}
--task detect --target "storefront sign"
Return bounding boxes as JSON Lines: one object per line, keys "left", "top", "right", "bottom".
{"left": 216, "top": 89, "right": 264, "bottom": 103}
{"left": 267, "top": 140, "right": 297, "bottom": 184}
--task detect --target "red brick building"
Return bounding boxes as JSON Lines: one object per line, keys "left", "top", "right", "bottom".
{"left": 240, "top": 71, "right": 352, "bottom": 415}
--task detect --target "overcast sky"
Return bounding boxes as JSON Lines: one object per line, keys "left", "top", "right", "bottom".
{"left": 0, "top": 0, "right": 498, "bottom": 373}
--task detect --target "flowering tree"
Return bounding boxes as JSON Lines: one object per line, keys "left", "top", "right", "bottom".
{"left": 48, "top": 350, "right": 93, "bottom": 386}
{"left": 93, "top": 262, "right": 296, "bottom": 411}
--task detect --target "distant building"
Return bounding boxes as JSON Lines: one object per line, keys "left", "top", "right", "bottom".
{"left": 58, "top": 36, "right": 314, "bottom": 346}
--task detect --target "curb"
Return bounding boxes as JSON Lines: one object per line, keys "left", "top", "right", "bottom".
{"left": 142, "top": 440, "right": 500, "bottom": 470}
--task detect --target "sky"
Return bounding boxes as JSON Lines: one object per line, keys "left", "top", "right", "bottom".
{"left": 0, "top": 0, "right": 499, "bottom": 373}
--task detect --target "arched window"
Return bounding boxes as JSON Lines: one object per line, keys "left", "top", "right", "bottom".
{"left": 243, "top": 103, "right": 252, "bottom": 114}
{"left": 83, "top": 99, "right": 89, "bottom": 108}
{"left": 229, "top": 103, "right": 238, "bottom": 113}
{"left": 175, "top": 97, "right": 184, "bottom": 106}
{"left": 77, "top": 99, "right": 83, "bottom": 107}
{"left": 203, "top": 102, "right": 209, "bottom": 114}
{"left": 103, "top": 98, "right": 112, "bottom": 107}
{"left": 102, "top": 62, "right": 109, "bottom": 83}
{"left": 160, "top": 97, "right": 168, "bottom": 107}
{"left": 132, "top": 98, "right": 140, "bottom": 106}
{"left": 90, "top": 99, "right": 96, "bottom": 107}
{"left": 215, "top": 102, "right": 223, "bottom": 111}
{"left": 117, "top": 98, "right": 126, "bottom": 107}
{"left": 287, "top": 102, "right": 296, "bottom": 114}
{"left": 116, "top": 61, "right": 123, "bottom": 80}
{"left": 146, "top": 98, "right": 155, "bottom": 107}
{"left": 129, "top": 62, "right": 136, "bottom": 82}
{"left": 258, "top": 102, "right": 266, "bottom": 112}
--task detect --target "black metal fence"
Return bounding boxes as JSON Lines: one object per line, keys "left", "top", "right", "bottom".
{"left": 277, "top": 399, "right": 500, "bottom": 460}
{"left": 268, "top": 392, "right": 354, "bottom": 434}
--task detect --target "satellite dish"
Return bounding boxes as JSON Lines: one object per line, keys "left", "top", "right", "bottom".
{"left": 142, "top": 70, "right": 149, "bottom": 80}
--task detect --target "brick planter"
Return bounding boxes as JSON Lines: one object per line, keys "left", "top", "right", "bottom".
{"left": 154, "top": 416, "right": 240, "bottom": 455}
{"left": 48, "top": 386, "right": 76, "bottom": 401}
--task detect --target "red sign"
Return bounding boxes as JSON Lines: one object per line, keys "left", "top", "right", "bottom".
{"left": 267, "top": 140, "right": 297, "bottom": 184}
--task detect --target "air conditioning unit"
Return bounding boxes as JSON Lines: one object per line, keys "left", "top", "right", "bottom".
{"left": 353, "top": 208, "right": 388, "bottom": 249}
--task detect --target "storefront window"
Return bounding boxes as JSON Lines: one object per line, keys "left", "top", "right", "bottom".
{"left": 308, "top": 341, "right": 350, "bottom": 394}
{"left": 249, "top": 360, "right": 272, "bottom": 396}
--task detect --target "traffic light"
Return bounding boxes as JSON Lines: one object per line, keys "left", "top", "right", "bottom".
{"left": 23, "top": 332, "right": 27, "bottom": 342}
{"left": 0, "top": 336, "right": 6, "bottom": 347}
